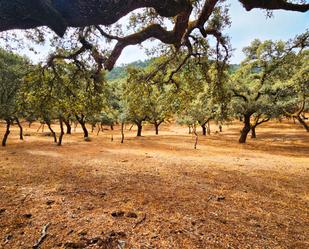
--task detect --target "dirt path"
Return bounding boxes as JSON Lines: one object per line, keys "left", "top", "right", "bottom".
{"left": 0, "top": 121, "right": 308, "bottom": 248}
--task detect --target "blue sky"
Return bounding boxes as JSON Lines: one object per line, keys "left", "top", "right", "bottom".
{"left": 117, "top": 0, "right": 309, "bottom": 65}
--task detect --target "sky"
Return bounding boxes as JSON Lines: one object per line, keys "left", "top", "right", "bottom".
{"left": 117, "top": 0, "right": 309, "bottom": 65}
{"left": 5, "top": 0, "right": 309, "bottom": 66}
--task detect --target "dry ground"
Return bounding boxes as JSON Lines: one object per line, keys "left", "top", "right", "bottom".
{"left": 0, "top": 121, "right": 308, "bottom": 249}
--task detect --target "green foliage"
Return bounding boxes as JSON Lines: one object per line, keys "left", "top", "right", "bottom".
{"left": 0, "top": 48, "right": 29, "bottom": 120}
{"left": 20, "top": 61, "right": 108, "bottom": 126}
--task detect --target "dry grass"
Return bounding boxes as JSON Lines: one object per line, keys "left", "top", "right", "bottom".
{"left": 0, "top": 120, "right": 308, "bottom": 248}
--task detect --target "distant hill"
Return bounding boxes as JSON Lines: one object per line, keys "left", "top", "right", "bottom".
{"left": 229, "top": 64, "right": 240, "bottom": 74}
{"left": 106, "top": 59, "right": 153, "bottom": 81}
{"left": 107, "top": 59, "right": 240, "bottom": 81}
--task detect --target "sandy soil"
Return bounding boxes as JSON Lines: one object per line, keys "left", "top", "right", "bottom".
{"left": 0, "top": 121, "right": 308, "bottom": 249}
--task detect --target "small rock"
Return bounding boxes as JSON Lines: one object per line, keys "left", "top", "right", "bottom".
{"left": 109, "top": 231, "right": 126, "bottom": 238}
{"left": 78, "top": 230, "right": 87, "bottom": 237}
{"left": 64, "top": 241, "right": 86, "bottom": 248}
{"left": 126, "top": 212, "right": 138, "bottom": 218}
{"left": 23, "top": 213, "right": 32, "bottom": 219}
{"left": 88, "top": 237, "right": 102, "bottom": 244}
{"left": 0, "top": 208, "right": 6, "bottom": 214}
{"left": 46, "top": 200, "right": 55, "bottom": 205}
{"left": 217, "top": 196, "right": 225, "bottom": 201}
{"left": 118, "top": 240, "right": 126, "bottom": 249}
{"left": 121, "top": 160, "right": 128, "bottom": 163}
{"left": 4, "top": 234, "right": 13, "bottom": 244}
{"left": 111, "top": 211, "right": 125, "bottom": 217}
{"left": 116, "top": 231, "right": 126, "bottom": 237}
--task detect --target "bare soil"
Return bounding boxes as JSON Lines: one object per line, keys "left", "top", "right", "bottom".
{"left": 0, "top": 121, "right": 308, "bottom": 249}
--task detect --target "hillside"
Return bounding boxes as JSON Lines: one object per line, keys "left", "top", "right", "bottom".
{"left": 106, "top": 59, "right": 153, "bottom": 81}
{"left": 107, "top": 59, "right": 240, "bottom": 81}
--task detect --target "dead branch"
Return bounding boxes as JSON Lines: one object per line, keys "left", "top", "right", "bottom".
{"left": 33, "top": 223, "right": 51, "bottom": 249}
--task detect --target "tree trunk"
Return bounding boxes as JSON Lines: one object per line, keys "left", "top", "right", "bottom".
{"left": 80, "top": 121, "right": 89, "bottom": 138}
{"left": 110, "top": 124, "right": 114, "bottom": 131}
{"left": 239, "top": 114, "right": 251, "bottom": 144}
{"left": 136, "top": 123, "right": 143, "bottom": 137}
{"left": 2, "top": 119, "right": 11, "bottom": 147}
{"left": 207, "top": 122, "right": 211, "bottom": 135}
{"left": 91, "top": 124, "right": 95, "bottom": 133}
{"left": 76, "top": 115, "right": 89, "bottom": 138}
{"left": 193, "top": 124, "right": 198, "bottom": 149}
{"left": 154, "top": 123, "right": 159, "bottom": 135}
{"left": 201, "top": 124, "right": 206, "bottom": 136}
{"left": 57, "top": 117, "right": 64, "bottom": 146}
{"left": 219, "top": 125, "right": 222, "bottom": 132}
{"left": 296, "top": 116, "right": 309, "bottom": 132}
{"left": 15, "top": 117, "right": 23, "bottom": 140}
{"left": 63, "top": 119, "right": 72, "bottom": 134}
{"left": 97, "top": 126, "right": 101, "bottom": 136}
{"left": 121, "top": 123, "right": 125, "bottom": 143}
{"left": 37, "top": 123, "right": 44, "bottom": 132}
{"left": 46, "top": 120, "right": 57, "bottom": 143}
{"left": 188, "top": 125, "right": 192, "bottom": 134}
{"left": 251, "top": 126, "right": 257, "bottom": 139}
{"left": 74, "top": 121, "right": 78, "bottom": 132}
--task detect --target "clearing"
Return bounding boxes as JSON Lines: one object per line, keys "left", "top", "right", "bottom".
{"left": 0, "top": 121, "right": 308, "bottom": 248}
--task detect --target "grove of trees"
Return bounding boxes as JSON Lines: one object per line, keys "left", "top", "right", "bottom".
{"left": 0, "top": 1, "right": 308, "bottom": 147}
{"left": 0, "top": 32, "right": 308, "bottom": 147}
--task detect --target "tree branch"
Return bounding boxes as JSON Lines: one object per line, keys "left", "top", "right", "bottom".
{"left": 239, "top": 0, "right": 309, "bottom": 12}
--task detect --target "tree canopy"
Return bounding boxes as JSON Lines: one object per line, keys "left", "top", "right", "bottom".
{"left": 1, "top": 0, "right": 308, "bottom": 73}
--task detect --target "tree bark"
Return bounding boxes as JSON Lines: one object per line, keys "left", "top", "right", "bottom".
{"left": 91, "top": 124, "right": 95, "bottom": 133}
{"left": 76, "top": 115, "right": 89, "bottom": 138}
{"left": 63, "top": 119, "right": 72, "bottom": 134}
{"left": 15, "top": 117, "right": 23, "bottom": 140}
{"left": 45, "top": 120, "right": 57, "bottom": 143}
{"left": 0, "top": 1, "right": 307, "bottom": 37}
{"left": 251, "top": 126, "right": 256, "bottom": 139}
{"left": 201, "top": 124, "right": 206, "bottom": 136}
{"left": 239, "top": 114, "right": 251, "bottom": 144}
{"left": 296, "top": 116, "right": 309, "bottom": 132}
{"left": 121, "top": 122, "right": 125, "bottom": 143}
{"left": 136, "top": 122, "right": 143, "bottom": 137}
{"left": 57, "top": 117, "right": 64, "bottom": 146}
{"left": 153, "top": 121, "right": 163, "bottom": 135}
{"left": 207, "top": 122, "right": 211, "bottom": 135}
{"left": 97, "top": 126, "right": 101, "bottom": 136}
{"left": 0, "top": 0, "right": 190, "bottom": 35}
{"left": 193, "top": 124, "right": 198, "bottom": 149}
{"left": 2, "top": 119, "right": 11, "bottom": 147}
{"left": 80, "top": 122, "right": 89, "bottom": 138}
